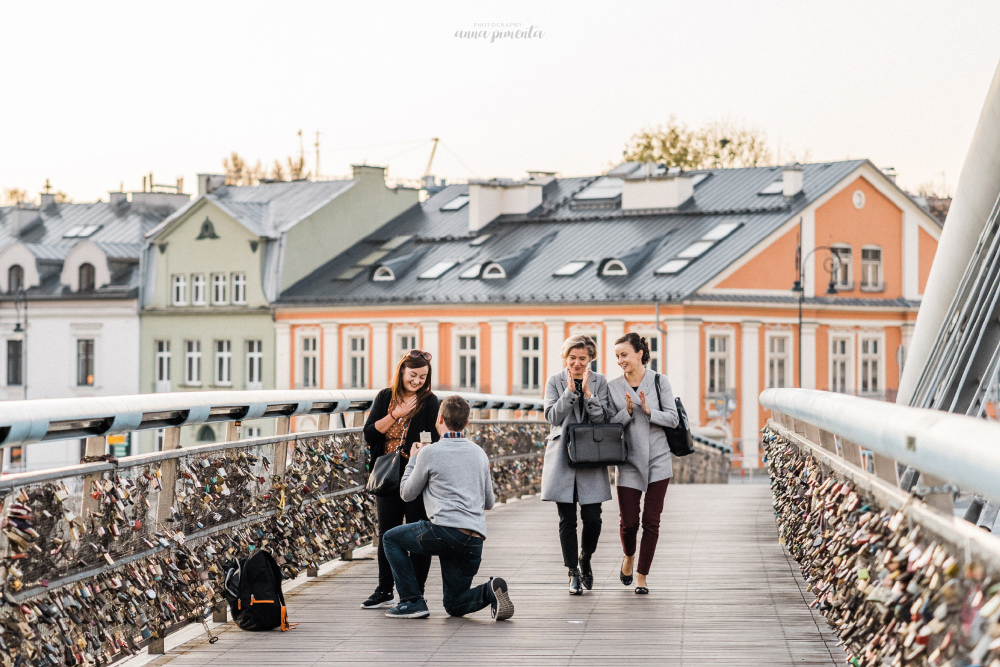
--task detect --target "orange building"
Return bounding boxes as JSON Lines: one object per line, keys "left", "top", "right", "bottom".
{"left": 274, "top": 160, "right": 941, "bottom": 467}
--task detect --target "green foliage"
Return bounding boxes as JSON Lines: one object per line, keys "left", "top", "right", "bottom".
{"left": 624, "top": 116, "right": 773, "bottom": 169}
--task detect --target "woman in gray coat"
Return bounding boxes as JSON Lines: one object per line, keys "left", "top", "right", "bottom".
{"left": 607, "top": 333, "right": 679, "bottom": 594}
{"left": 540, "top": 335, "right": 611, "bottom": 595}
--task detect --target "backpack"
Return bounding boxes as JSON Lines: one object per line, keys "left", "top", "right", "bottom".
{"left": 653, "top": 373, "right": 695, "bottom": 457}
{"left": 223, "top": 550, "right": 295, "bottom": 631}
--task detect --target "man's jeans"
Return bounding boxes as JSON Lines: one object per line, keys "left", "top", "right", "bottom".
{"left": 382, "top": 520, "right": 490, "bottom": 617}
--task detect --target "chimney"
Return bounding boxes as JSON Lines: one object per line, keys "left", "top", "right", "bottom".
{"left": 468, "top": 179, "right": 544, "bottom": 233}
{"left": 131, "top": 191, "right": 191, "bottom": 213}
{"left": 422, "top": 174, "right": 436, "bottom": 190}
{"left": 782, "top": 163, "right": 804, "bottom": 197}
{"left": 39, "top": 193, "right": 56, "bottom": 209}
{"left": 9, "top": 205, "right": 40, "bottom": 236}
{"left": 527, "top": 170, "right": 556, "bottom": 185}
{"left": 621, "top": 166, "right": 693, "bottom": 211}
{"left": 109, "top": 192, "right": 128, "bottom": 206}
{"left": 881, "top": 166, "right": 897, "bottom": 183}
{"left": 351, "top": 164, "right": 387, "bottom": 182}
{"left": 197, "top": 174, "right": 226, "bottom": 196}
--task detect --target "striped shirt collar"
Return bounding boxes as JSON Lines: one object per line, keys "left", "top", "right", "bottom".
{"left": 442, "top": 431, "right": 464, "bottom": 439}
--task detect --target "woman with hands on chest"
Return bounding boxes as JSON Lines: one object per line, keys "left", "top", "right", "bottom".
{"left": 607, "top": 333, "right": 679, "bottom": 595}
{"left": 361, "top": 350, "right": 441, "bottom": 610}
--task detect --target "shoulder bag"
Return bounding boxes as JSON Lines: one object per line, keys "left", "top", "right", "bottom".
{"left": 565, "top": 392, "right": 627, "bottom": 468}
{"left": 654, "top": 373, "right": 695, "bottom": 457}
{"left": 366, "top": 450, "right": 403, "bottom": 497}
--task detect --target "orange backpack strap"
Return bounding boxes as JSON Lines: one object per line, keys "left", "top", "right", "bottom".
{"left": 280, "top": 606, "right": 298, "bottom": 631}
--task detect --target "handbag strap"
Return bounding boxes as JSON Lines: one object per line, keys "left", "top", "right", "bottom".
{"left": 653, "top": 371, "right": 662, "bottom": 409}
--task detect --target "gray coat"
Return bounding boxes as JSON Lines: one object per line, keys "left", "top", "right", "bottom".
{"left": 539, "top": 369, "right": 613, "bottom": 505}
{"left": 607, "top": 370, "right": 680, "bottom": 491}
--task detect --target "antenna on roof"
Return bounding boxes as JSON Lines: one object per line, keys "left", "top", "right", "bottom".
{"left": 298, "top": 129, "right": 305, "bottom": 173}
{"left": 315, "top": 131, "right": 321, "bottom": 180}
{"left": 424, "top": 138, "right": 440, "bottom": 178}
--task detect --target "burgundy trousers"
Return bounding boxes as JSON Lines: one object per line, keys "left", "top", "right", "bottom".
{"left": 617, "top": 478, "right": 670, "bottom": 576}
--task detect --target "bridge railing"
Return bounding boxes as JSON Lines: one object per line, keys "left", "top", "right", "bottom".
{"left": 761, "top": 388, "right": 1000, "bottom": 665}
{"left": 0, "top": 390, "right": 547, "bottom": 664}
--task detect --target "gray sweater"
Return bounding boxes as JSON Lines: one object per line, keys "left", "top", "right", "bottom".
{"left": 400, "top": 436, "right": 496, "bottom": 537}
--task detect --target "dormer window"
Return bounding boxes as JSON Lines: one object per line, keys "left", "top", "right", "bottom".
{"left": 372, "top": 266, "right": 395, "bottom": 281}
{"left": 482, "top": 264, "right": 506, "bottom": 280}
{"left": 79, "top": 263, "right": 95, "bottom": 292}
{"left": 8, "top": 265, "right": 23, "bottom": 293}
{"left": 601, "top": 259, "right": 628, "bottom": 276}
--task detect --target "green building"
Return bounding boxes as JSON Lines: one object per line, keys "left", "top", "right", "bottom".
{"left": 138, "top": 166, "right": 417, "bottom": 451}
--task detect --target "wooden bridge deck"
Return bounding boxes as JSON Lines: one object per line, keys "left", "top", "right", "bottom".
{"left": 137, "top": 485, "right": 841, "bottom": 666}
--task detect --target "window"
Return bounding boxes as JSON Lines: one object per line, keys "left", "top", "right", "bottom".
{"left": 348, "top": 335, "right": 367, "bottom": 388}
{"left": 246, "top": 426, "right": 262, "bottom": 438}
{"left": 396, "top": 333, "right": 418, "bottom": 361}
{"left": 518, "top": 334, "right": 542, "bottom": 391}
{"left": 482, "top": 264, "right": 506, "bottom": 279}
{"left": 196, "top": 425, "right": 216, "bottom": 442}
{"left": 8, "top": 265, "right": 23, "bottom": 293}
{"left": 79, "top": 263, "right": 95, "bottom": 292}
{"left": 185, "top": 340, "right": 202, "bottom": 385}
{"left": 601, "top": 260, "right": 627, "bottom": 276}
{"left": 64, "top": 225, "right": 100, "bottom": 238}
{"left": 831, "top": 337, "right": 850, "bottom": 393}
{"left": 706, "top": 334, "right": 729, "bottom": 395}
{"left": 214, "top": 340, "right": 232, "bottom": 386}
{"left": 831, "top": 246, "right": 852, "bottom": 289}
{"left": 155, "top": 429, "right": 165, "bottom": 452}
{"left": 418, "top": 261, "right": 457, "bottom": 280}
{"left": 701, "top": 222, "right": 742, "bottom": 241}
{"left": 301, "top": 336, "right": 318, "bottom": 388}
{"left": 860, "top": 337, "right": 881, "bottom": 395}
{"left": 76, "top": 339, "right": 95, "bottom": 386}
{"left": 861, "top": 247, "right": 883, "bottom": 290}
{"left": 372, "top": 266, "right": 395, "bottom": 281}
{"left": 554, "top": 261, "right": 590, "bottom": 277}
{"left": 457, "top": 334, "right": 478, "bottom": 390}
{"left": 468, "top": 235, "right": 491, "bottom": 247}
{"left": 191, "top": 274, "right": 206, "bottom": 305}
{"left": 232, "top": 272, "right": 246, "bottom": 304}
{"left": 677, "top": 241, "right": 715, "bottom": 259}
{"left": 171, "top": 275, "right": 186, "bottom": 305}
{"left": 758, "top": 180, "right": 784, "bottom": 195}
{"left": 246, "top": 340, "right": 263, "bottom": 388}
{"left": 766, "top": 334, "right": 792, "bottom": 389}
{"left": 654, "top": 259, "right": 690, "bottom": 275}
{"left": 6, "top": 340, "right": 22, "bottom": 386}
{"left": 211, "top": 274, "right": 227, "bottom": 304}
{"left": 440, "top": 194, "right": 469, "bottom": 211}
{"left": 381, "top": 235, "right": 413, "bottom": 250}
{"left": 8, "top": 446, "right": 24, "bottom": 468}
{"left": 155, "top": 340, "right": 170, "bottom": 388}
{"left": 459, "top": 263, "right": 483, "bottom": 279}
{"left": 646, "top": 333, "right": 661, "bottom": 373}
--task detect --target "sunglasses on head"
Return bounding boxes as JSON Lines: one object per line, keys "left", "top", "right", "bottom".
{"left": 407, "top": 349, "right": 432, "bottom": 361}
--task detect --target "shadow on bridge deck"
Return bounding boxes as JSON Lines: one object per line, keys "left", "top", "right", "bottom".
{"left": 134, "top": 485, "right": 839, "bottom": 666}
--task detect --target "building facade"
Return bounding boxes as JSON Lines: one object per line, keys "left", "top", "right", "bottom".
{"left": 274, "top": 160, "right": 941, "bottom": 466}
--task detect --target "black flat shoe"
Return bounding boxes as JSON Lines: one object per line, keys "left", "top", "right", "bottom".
{"left": 579, "top": 552, "right": 594, "bottom": 590}
{"left": 568, "top": 568, "right": 583, "bottom": 595}
{"left": 619, "top": 557, "right": 633, "bottom": 586}
{"left": 634, "top": 586, "right": 649, "bottom": 595}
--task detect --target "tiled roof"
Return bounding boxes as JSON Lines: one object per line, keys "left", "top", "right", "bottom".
{"left": 279, "top": 160, "right": 873, "bottom": 306}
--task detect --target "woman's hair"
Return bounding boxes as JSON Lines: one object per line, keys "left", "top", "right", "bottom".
{"left": 615, "top": 332, "right": 650, "bottom": 365}
{"left": 390, "top": 353, "right": 433, "bottom": 413}
{"left": 561, "top": 334, "right": 598, "bottom": 361}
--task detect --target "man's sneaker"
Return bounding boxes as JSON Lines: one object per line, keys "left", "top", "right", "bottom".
{"left": 489, "top": 577, "right": 514, "bottom": 621}
{"left": 360, "top": 589, "right": 394, "bottom": 609}
{"left": 385, "top": 599, "right": 430, "bottom": 619}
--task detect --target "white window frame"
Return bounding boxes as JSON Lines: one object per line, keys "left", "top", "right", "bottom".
{"left": 245, "top": 339, "right": 263, "bottom": 390}
{"left": 860, "top": 246, "right": 884, "bottom": 291}
{"left": 211, "top": 273, "right": 227, "bottom": 305}
{"left": 631, "top": 328, "right": 663, "bottom": 374}
{"left": 516, "top": 330, "right": 543, "bottom": 392}
{"left": 231, "top": 272, "right": 247, "bottom": 304}
{"left": 76, "top": 338, "right": 96, "bottom": 387}
{"left": 155, "top": 340, "right": 171, "bottom": 392}
{"left": 829, "top": 333, "right": 854, "bottom": 394}
{"left": 344, "top": 331, "right": 368, "bottom": 389}
{"left": 300, "top": 335, "right": 319, "bottom": 388}
{"left": 185, "top": 339, "right": 202, "bottom": 386}
{"left": 705, "top": 328, "right": 734, "bottom": 397}
{"left": 765, "top": 331, "right": 793, "bottom": 389}
{"left": 455, "top": 330, "right": 479, "bottom": 391}
{"left": 858, "top": 332, "right": 885, "bottom": 397}
{"left": 191, "top": 274, "right": 206, "bottom": 306}
{"left": 831, "top": 245, "right": 853, "bottom": 290}
{"left": 569, "top": 325, "right": 602, "bottom": 373}
{"left": 171, "top": 275, "right": 187, "bottom": 306}
{"left": 214, "top": 339, "right": 232, "bottom": 386}
{"left": 394, "top": 329, "right": 420, "bottom": 363}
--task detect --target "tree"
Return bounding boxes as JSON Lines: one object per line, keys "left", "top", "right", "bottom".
{"left": 287, "top": 155, "right": 309, "bottom": 181}
{"left": 269, "top": 159, "right": 286, "bottom": 182}
{"left": 1, "top": 188, "right": 30, "bottom": 206}
{"left": 623, "top": 116, "right": 773, "bottom": 169}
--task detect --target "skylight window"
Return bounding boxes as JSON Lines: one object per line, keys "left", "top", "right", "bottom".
{"left": 758, "top": 180, "right": 784, "bottom": 195}
{"left": 459, "top": 263, "right": 483, "bottom": 279}
{"left": 440, "top": 195, "right": 469, "bottom": 211}
{"left": 573, "top": 177, "right": 624, "bottom": 201}
{"left": 335, "top": 267, "right": 364, "bottom": 280}
{"left": 553, "top": 260, "right": 590, "bottom": 277}
{"left": 654, "top": 259, "right": 691, "bottom": 275}
{"left": 469, "top": 235, "right": 491, "bottom": 246}
{"left": 701, "top": 222, "right": 742, "bottom": 241}
{"left": 676, "top": 241, "right": 715, "bottom": 259}
{"left": 64, "top": 225, "right": 100, "bottom": 238}
{"left": 355, "top": 250, "right": 389, "bottom": 266}
{"left": 380, "top": 235, "right": 412, "bottom": 250}
{"left": 418, "top": 261, "right": 458, "bottom": 279}
{"left": 690, "top": 173, "right": 711, "bottom": 187}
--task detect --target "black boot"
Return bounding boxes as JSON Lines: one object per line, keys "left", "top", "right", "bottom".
{"left": 579, "top": 552, "right": 594, "bottom": 590}
{"left": 568, "top": 568, "right": 583, "bottom": 595}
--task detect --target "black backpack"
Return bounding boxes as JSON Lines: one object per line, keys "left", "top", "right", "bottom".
{"left": 653, "top": 373, "right": 695, "bottom": 457}
{"left": 223, "top": 550, "right": 295, "bottom": 631}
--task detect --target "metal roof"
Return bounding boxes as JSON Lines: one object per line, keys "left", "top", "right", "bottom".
{"left": 208, "top": 179, "right": 356, "bottom": 237}
{"left": 278, "top": 160, "right": 873, "bottom": 306}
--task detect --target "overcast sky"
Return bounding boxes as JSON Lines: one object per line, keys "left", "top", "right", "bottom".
{"left": 2, "top": 0, "right": 999, "bottom": 203}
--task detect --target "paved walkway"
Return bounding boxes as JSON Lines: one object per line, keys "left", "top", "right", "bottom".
{"left": 143, "top": 485, "right": 841, "bottom": 666}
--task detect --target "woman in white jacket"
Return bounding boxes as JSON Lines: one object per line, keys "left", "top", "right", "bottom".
{"left": 606, "top": 333, "right": 679, "bottom": 594}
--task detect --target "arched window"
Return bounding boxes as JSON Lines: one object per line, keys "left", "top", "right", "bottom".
{"left": 372, "top": 266, "right": 395, "bottom": 281}
{"left": 79, "top": 263, "right": 95, "bottom": 292}
{"left": 482, "top": 264, "right": 506, "bottom": 280}
{"left": 8, "top": 265, "right": 23, "bottom": 293}
{"left": 601, "top": 259, "right": 628, "bottom": 276}
{"left": 197, "top": 425, "right": 216, "bottom": 442}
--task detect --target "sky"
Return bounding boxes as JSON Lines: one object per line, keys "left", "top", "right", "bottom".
{"left": 2, "top": 0, "right": 999, "bottom": 203}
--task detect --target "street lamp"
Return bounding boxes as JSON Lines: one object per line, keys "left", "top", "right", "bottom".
{"left": 12, "top": 288, "right": 27, "bottom": 400}
{"left": 792, "top": 246, "right": 841, "bottom": 388}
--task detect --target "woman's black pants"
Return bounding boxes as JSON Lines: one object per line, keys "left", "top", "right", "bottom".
{"left": 555, "top": 501, "right": 602, "bottom": 569}
{"left": 375, "top": 493, "right": 432, "bottom": 593}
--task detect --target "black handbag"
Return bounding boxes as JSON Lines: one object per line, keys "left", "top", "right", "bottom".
{"left": 654, "top": 373, "right": 695, "bottom": 457}
{"left": 565, "top": 394, "right": 628, "bottom": 468}
{"left": 366, "top": 451, "right": 403, "bottom": 497}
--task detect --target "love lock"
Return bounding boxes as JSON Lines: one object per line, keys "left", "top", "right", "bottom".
{"left": 912, "top": 483, "right": 959, "bottom": 496}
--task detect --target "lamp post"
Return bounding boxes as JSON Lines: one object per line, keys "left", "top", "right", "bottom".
{"left": 792, "top": 246, "right": 841, "bottom": 388}
{"left": 12, "top": 288, "right": 27, "bottom": 400}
